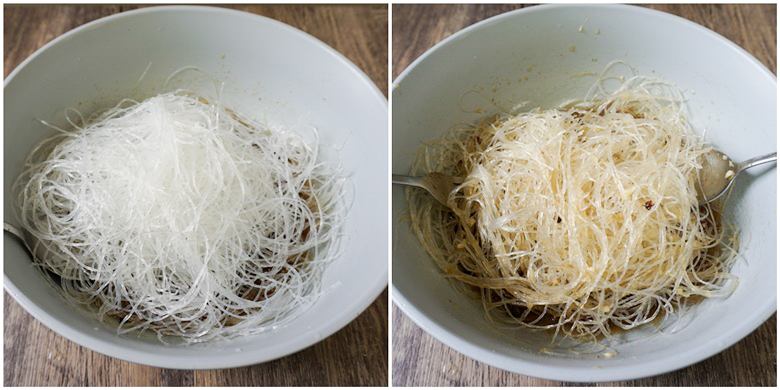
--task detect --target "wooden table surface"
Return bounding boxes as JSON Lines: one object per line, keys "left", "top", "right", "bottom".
{"left": 4, "top": 4, "right": 388, "bottom": 386}
{"left": 392, "top": 4, "right": 777, "bottom": 387}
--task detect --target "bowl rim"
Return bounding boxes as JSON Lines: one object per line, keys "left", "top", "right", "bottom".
{"left": 4, "top": 4, "right": 388, "bottom": 370}
{"left": 392, "top": 3, "right": 777, "bottom": 85}
{"left": 391, "top": 3, "right": 776, "bottom": 382}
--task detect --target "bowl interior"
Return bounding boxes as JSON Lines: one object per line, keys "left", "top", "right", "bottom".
{"left": 4, "top": 6, "right": 387, "bottom": 369}
{"left": 392, "top": 4, "right": 776, "bottom": 382}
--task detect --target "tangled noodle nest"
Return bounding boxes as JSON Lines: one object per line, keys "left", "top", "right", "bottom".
{"left": 14, "top": 91, "right": 346, "bottom": 343}
{"left": 408, "top": 67, "right": 739, "bottom": 343}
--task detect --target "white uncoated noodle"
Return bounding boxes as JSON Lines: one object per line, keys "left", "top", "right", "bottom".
{"left": 408, "top": 70, "right": 739, "bottom": 343}
{"left": 14, "top": 92, "right": 346, "bottom": 343}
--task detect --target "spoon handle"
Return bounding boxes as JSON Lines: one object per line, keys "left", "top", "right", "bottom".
{"left": 392, "top": 174, "right": 421, "bottom": 187}
{"left": 739, "top": 152, "right": 777, "bottom": 172}
{"left": 4, "top": 222, "right": 25, "bottom": 240}
{"left": 4, "top": 222, "right": 34, "bottom": 257}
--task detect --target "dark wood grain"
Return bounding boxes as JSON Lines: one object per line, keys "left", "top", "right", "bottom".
{"left": 4, "top": 4, "right": 388, "bottom": 387}
{"left": 392, "top": 3, "right": 776, "bottom": 387}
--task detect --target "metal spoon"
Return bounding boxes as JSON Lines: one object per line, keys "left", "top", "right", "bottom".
{"left": 393, "top": 150, "right": 777, "bottom": 206}
{"left": 392, "top": 173, "right": 462, "bottom": 206}
{"left": 695, "top": 150, "right": 777, "bottom": 204}
{"left": 4, "top": 221, "right": 34, "bottom": 258}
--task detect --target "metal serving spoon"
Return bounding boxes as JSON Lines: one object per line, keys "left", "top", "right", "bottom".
{"left": 392, "top": 173, "right": 463, "bottom": 206}
{"left": 695, "top": 150, "right": 777, "bottom": 204}
{"left": 4, "top": 221, "right": 34, "bottom": 257}
{"left": 393, "top": 150, "right": 777, "bottom": 206}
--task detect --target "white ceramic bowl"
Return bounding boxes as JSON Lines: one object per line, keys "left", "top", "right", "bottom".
{"left": 4, "top": 6, "right": 387, "bottom": 369}
{"left": 392, "top": 4, "right": 776, "bottom": 382}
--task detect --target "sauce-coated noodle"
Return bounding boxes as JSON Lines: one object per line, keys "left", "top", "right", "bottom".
{"left": 408, "top": 70, "right": 738, "bottom": 343}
